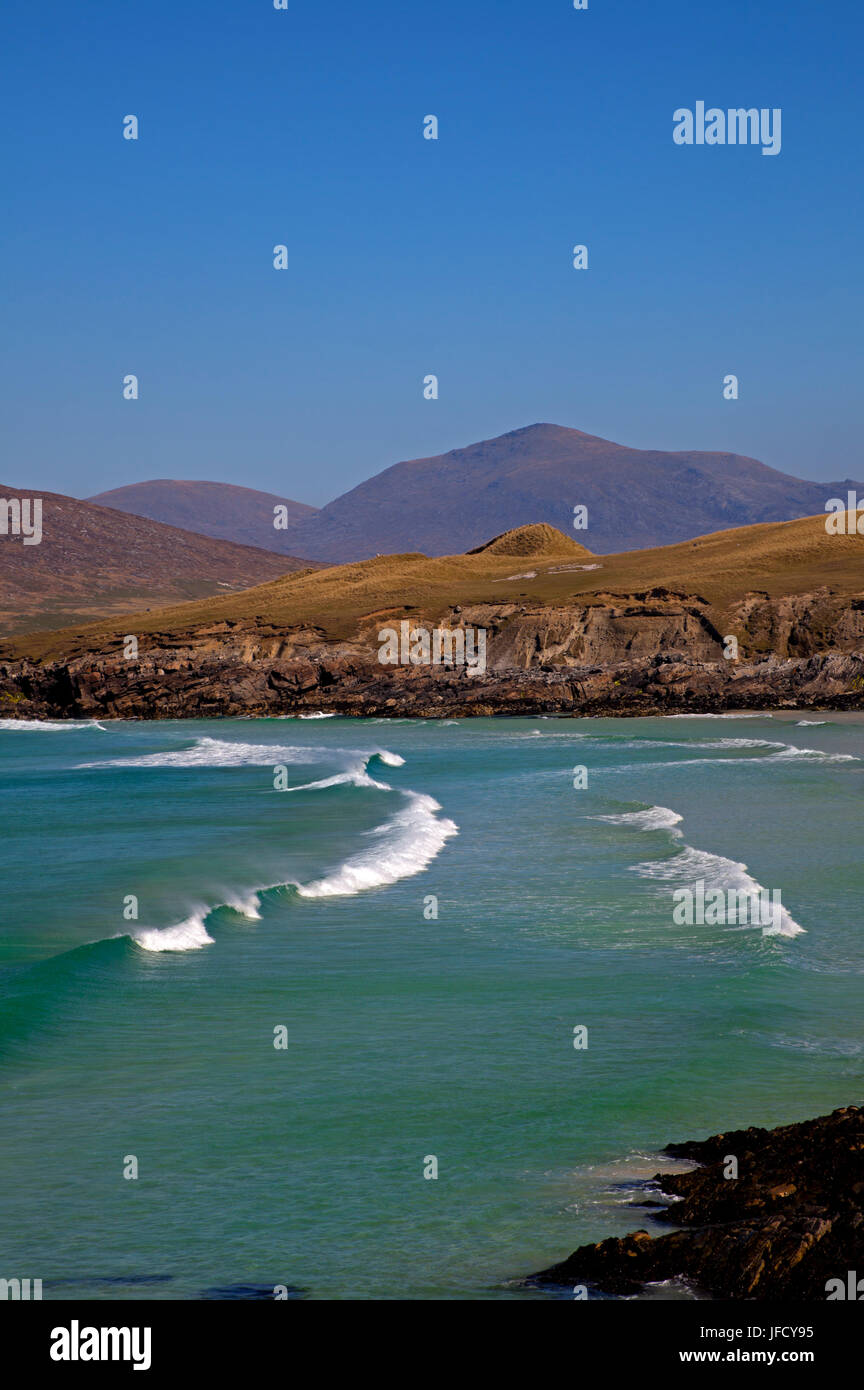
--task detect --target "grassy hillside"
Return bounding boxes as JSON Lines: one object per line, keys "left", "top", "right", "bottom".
{"left": 3, "top": 515, "right": 863, "bottom": 663}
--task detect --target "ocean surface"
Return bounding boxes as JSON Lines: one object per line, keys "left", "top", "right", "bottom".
{"left": 1, "top": 712, "right": 862, "bottom": 1300}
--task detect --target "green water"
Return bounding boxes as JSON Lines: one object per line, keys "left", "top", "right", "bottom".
{"left": 0, "top": 713, "right": 861, "bottom": 1299}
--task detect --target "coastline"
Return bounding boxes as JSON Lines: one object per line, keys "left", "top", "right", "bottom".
{"left": 3, "top": 648, "right": 864, "bottom": 721}
{"left": 528, "top": 1106, "right": 864, "bottom": 1300}
{"left": 2, "top": 710, "right": 861, "bottom": 1303}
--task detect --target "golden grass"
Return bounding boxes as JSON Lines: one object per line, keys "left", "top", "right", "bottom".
{"left": 5, "top": 516, "right": 864, "bottom": 663}
{"left": 468, "top": 523, "right": 594, "bottom": 558}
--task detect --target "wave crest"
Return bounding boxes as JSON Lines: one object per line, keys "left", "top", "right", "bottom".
{"left": 591, "top": 806, "right": 683, "bottom": 832}
{"left": 129, "top": 913, "right": 215, "bottom": 953}
{"left": 634, "top": 845, "right": 805, "bottom": 937}
{"left": 296, "top": 792, "right": 458, "bottom": 898}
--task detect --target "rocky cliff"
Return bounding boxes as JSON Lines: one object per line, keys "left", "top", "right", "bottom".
{"left": 2, "top": 588, "right": 864, "bottom": 720}
{"left": 528, "top": 1106, "right": 864, "bottom": 1300}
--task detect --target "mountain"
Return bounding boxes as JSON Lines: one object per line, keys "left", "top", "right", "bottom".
{"left": 267, "top": 423, "right": 863, "bottom": 561}
{"left": 86, "top": 480, "right": 318, "bottom": 553}
{"left": 0, "top": 486, "right": 318, "bottom": 636}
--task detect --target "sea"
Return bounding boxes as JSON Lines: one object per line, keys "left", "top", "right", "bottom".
{"left": 0, "top": 712, "right": 861, "bottom": 1300}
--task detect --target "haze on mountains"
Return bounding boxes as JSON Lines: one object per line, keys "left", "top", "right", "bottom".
{"left": 86, "top": 424, "right": 862, "bottom": 561}
{"left": 87, "top": 480, "right": 318, "bottom": 551}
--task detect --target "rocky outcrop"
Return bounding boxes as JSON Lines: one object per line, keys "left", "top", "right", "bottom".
{"left": 528, "top": 1106, "right": 864, "bottom": 1300}
{"left": 732, "top": 589, "right": 864, "bottom": 658}
{"left": 1, "top": 590, "right": 864, "bottom": 720}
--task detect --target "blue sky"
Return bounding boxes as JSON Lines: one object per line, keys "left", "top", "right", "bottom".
{"left": 2, "top": 0, "right": 862, "bottom": 504}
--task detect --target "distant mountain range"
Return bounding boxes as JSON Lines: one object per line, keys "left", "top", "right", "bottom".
{"left": 84, "top": 424, "right": 862, "bottom": 561}
{"left": 0, "top": 487, "right": 316, "bottom": 636}
{"left": 87, "top": 479, "right": 318, "bottom": 551}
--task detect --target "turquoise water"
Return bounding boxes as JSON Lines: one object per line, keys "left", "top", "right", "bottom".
{"left": 1, "top": 712, "right": 862, "bottom": 1300}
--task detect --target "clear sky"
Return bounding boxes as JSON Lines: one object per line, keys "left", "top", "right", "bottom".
{"left": 2, "top": 0, "right": 862, "bottom": 505}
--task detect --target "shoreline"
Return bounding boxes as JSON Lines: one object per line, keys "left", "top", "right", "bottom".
{"left": 3, "top": 648, "right": 864, "bottom": 721}
{"left": 528, "top": 1106, "right": 864, "bottom": 1300}
{"left": 3, "top": 704, "right": 864, "bottom": 725}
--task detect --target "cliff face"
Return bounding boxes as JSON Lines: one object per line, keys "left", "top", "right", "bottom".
{"left": 2, "top": 589, "right": 864, "bottom": 720}
{"left": 734, "top": 590, "right": 864, "bottom": 656}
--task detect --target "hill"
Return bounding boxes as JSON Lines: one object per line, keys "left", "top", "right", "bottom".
{"left": 0, "top": 486, "right": 318, "bottom": 636}
{"left": 3, "top": 516, "right": 863, "bottom": 721}
{"left": 4, "top": 514, "right": 863, "bottom": 663}
{"left": 86, "top": 479, "right": 317, "bottom": 553}
{"left": 269, "top": 423, "right": 863, "bottom": 561}
{"left": 469, "top": 523, "right": 594, "bottom": 558}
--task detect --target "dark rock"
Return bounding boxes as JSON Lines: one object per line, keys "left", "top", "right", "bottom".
{"left": 2, "top": 591, "right": 864, "bottom": 720}
{"left": 528, "top": 1106, "right": 864, "bottom": 1300}
{"left": 200, "top": 1283, "right": 306, "bottom": 1300}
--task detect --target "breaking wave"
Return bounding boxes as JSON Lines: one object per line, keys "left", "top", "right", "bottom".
{"left": 592, "top": 803, "right": 804, "bottom": 938}
{"left": 295, "top": 791, "right": 458, "bottom": 898}
{"left": 0, "top": 718, "right": 105, "bottom": 732}
{"left": 79, "top": 738, "right": 406, "bottom": 771}
{"left": 591, "top": 806, "right": 683, "bottom": 833}
{"left": 770, "top": 745, "right": 857, "bottom": 763}
{"left": 110, "top": 744, "right": 454, "bottom": 952}
{"left": 634, "top": 844, "right": 805, "bottom": 937}
{"left": 129, "top": 913, "right": 215, "bottom": 953}
{"left": 664, "top": 712, "right": 775, "bottom": 720}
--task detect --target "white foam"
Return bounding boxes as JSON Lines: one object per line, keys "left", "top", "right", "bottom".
{"left": 295, "top": 791, "right": 458, "bottom": 898}
{"left": 634, "top": 844, "right": 805, "bottom": 937}
{"left": 278, "top": 749, "right": 404, "bottom": 793}
{"left": 79, "top": 738, "right": 407, "bottom": 772}
{"left": 613, "top": 737, "right": 859, "bottom": 772}
{"left": 223, "top": 892, "right": 262, "bottom": 920}
{"left": 108, "top": 746, "right": 455, "bottom": 944}
{"left": 298, "top": 711, "right": 336, "bottom": 719}
{"left": 664, "top": 712, "right": 775, "bottom": 720}
{"left": 0, "top": 718, "right": 103, "bottom": 731}
{"left": 282, "top": 764, "right": 390, "bottom": 793}
{"left": 770, "top": 744, "right": 857, "bottom": 763}
{"left": 796, "top": 720, "right": 827, "bottom": 726}
{"left": 80, "top": 736, "right": 324, "bottom": 769}
{"left": 581, "top": 736, "right": 783, "bottom": 753}
{"left": 592, "top": 806, "right": 683, "bottom": 832}
{"left": 129, "top": 913, "right": 214, "bottom": 952}
{"left": 696, "top": 738, "right": 783, "bottom": 750}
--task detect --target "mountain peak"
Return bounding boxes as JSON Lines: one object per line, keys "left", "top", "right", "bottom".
{"left": 496, "top": 422, "right": 613, "bottom": 445}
